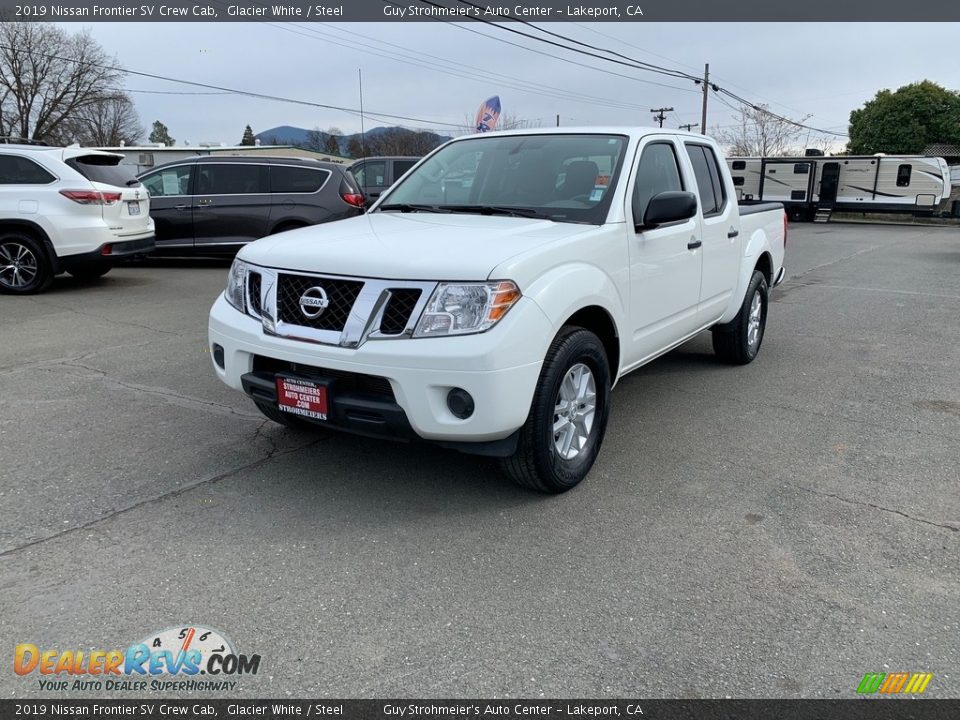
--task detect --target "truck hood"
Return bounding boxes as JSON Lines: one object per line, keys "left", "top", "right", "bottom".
{"left": 238, "top": 212, "right": 594, "bottom": 281}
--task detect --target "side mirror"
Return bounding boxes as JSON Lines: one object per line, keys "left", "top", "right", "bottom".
{"left": 638, "top": 191, "right": 698, "bottom": 230}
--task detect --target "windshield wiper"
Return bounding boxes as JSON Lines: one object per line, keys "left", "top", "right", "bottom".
{"left": 443, "top": 205, "right": 547, "bottom": 219}
{"left": 377, "top": 203, "right": 446, "bottom": 213}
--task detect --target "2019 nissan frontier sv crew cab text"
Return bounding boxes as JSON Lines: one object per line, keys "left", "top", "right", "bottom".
{"left": 208, "top": 128, "right": 786, "bottom": 493}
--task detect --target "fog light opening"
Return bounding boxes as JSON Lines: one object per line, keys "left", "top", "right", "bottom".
{"left": 212, "top": 343, "right": 225, "bottom": 369}
{"left": 446, "top": 388, "right": 474, "bottom": 419}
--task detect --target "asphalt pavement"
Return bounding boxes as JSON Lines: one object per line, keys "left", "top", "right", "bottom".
{"left": 0, "top": 223, "right": 957, "bottom": 698}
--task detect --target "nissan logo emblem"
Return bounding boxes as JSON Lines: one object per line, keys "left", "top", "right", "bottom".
{"left": 299, "top": 286, "right": 329, "bottom": 319}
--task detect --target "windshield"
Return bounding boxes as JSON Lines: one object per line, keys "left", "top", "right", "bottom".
{"left": 376, "top": 133, "right": 628, "bottom": 224}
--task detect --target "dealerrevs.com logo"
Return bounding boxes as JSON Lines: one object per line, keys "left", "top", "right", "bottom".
{"left": 14, "top": 625, "right": 261, "bottom": 692}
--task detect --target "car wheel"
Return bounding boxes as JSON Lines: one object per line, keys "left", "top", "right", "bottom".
{"left": 712, "top": 269, "right": 768, "bottom": 365}
{"left": 253, "top": 400, "right": 315, "bottom": 430}
{"left": 501, "top": 327, "right": 611, "bottom": 493}
{"left": 67, "top": 264, "right": 111, "bottom": 281}
{"left": 0, "top": 234, "right": 53, "bottom": 295}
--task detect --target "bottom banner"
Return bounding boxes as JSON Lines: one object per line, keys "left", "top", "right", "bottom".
{"left": 2, "top": 699, "right": 957, "bottom": 720}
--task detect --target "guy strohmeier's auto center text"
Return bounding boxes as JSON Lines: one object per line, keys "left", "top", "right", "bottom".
{"left": 13, "top": 3, "right": 641, "bottom": 20}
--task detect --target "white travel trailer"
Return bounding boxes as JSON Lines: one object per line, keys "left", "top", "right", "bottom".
{"left": 726, "top": 154, "right": 950, "bottom": 220}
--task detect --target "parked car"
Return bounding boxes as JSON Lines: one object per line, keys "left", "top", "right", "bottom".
{"left": 0, "top": 144, "right": 154, "bottom": 294}
{"left": 209, "top": 128, "right": 786, "bottom": 493}
{"left": 349, "top": 156, "right": 420, "bottom": 204}
{"left": 138, "top": 156, "right": 364, "bottom": 254}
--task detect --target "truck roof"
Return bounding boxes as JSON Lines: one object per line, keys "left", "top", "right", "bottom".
{"left": 458, "top": 126, "right": 708, "bottom": 140}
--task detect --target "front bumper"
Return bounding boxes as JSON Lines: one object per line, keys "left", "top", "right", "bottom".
{"left": 208, "top": 293, "right": 552, "bottom": 446}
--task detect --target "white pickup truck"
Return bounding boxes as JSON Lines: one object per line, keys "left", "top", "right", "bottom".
{"left": 209, "top": 128, "right": 786, "bottom": 493}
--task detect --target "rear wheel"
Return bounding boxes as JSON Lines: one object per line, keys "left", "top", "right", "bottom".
{"left": 712, "top": 269, "right": 768, "bottom": 365}
{"left": 501, "top": 327, "right": 611, "bottom": 493}
{"left": 0, "top": 234, "right": 53, "bottom": 295}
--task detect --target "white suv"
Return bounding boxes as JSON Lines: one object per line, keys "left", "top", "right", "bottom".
{"left": 0, "top": 143, "right": 155, "bottom": 294}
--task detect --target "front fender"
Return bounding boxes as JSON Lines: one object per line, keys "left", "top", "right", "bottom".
{"left": 522, "top": 262, "right": 626, "bottom": 362}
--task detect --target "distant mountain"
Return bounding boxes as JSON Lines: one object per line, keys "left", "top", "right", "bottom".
{"left": 255, "top": 125, "right": 452, "bottom": 157}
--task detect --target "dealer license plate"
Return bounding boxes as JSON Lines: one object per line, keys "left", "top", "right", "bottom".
{"left": 127, "top": 201, "right": 141, "bottom": 215}
{"left": 276, "top": 376, "right": 328, "bottom": 420}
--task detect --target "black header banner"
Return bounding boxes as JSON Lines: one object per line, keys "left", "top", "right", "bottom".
{"left": 2, "top": 0, "right": 959, "bottom": 22}
{"left": 3, "top": 699, "right": 960, "bottom": 720}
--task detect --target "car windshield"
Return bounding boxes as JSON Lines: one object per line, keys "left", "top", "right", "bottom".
{"left": 377, "top": 133, "right": 628, "bottom": 225}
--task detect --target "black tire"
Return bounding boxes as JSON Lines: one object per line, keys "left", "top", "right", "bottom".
{"left": 67, "top": 264, "right": 111, "bottom": 281}
{"left": 712, "top": 270, "right": 768, "bottom": 365}
{"left": 500, "top": 326, "right": 611, "bottom": 493}
{"left": 253, "top": 400, "right": 315, "bottom": 429}
{"left": 0, "top": 233, "right": 53, "bottom": 295}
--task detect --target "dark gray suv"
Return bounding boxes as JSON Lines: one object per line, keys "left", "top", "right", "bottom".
{"left": 139, "top": 156, "right": 364, "bottom": 254}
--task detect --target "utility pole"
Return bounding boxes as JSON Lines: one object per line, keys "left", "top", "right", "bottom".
{"left": 679, "top": 123, "right": 697, "bottom": 131}
{"left": 650, "top": 107, "right": 673, "bottom": 128}
{"left": 700, "top": 63, "right": 710, "bottom": 134}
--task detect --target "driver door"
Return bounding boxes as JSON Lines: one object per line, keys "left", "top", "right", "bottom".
{"left": 626, "top": 138, "right": 703, "bottom": 366}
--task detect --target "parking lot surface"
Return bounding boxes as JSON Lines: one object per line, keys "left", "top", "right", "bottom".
{"left": 1, "top": 224, "right": 958, "bottom": 698}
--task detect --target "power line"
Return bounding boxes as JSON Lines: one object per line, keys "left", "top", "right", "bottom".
{"left": 0, "top": 43, "right": 466, "bottom": 130}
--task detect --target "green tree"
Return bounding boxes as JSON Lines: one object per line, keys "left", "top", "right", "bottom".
{"left": 847, "top": 81, "right": 960, "bottom": 154}
{"left": 149, "top": 120, "right": 175, "bottom": 146}
{"left": 240, "top": 124, "right": 255, "bottom": 146}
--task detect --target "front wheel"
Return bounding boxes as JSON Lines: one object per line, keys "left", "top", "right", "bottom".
{"left": 711, "top": 269, "right": 768, "bottom": 365}
{"left": 500, "top": 327, "right": 611, "bottom": 493}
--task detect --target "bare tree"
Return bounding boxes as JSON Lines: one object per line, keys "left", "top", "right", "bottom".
{"left": 302, "top": 127, "right": 325, "bottom": 153}
{"left": 713, "top": 103, "right": 811, "bottom": 157}
{"left": 0, "top": 22, "right": 125, "bottom": 142}
{"left": 55, "top": 94, "right": 143, "bottom": 146}
{"left": 323, "top": 127, "right": 342, "bottom": 156}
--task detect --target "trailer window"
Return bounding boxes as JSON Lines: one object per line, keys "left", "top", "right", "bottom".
{"left": 731, "top": 160, "right": 746, "bottom": 170}
{"left": 794, "top": 163, "right": 810, "bottom": 174}
{"left": 897, "top": 164, "right": 912, "bottom": 187}
{"left": 733, "top": 176, "right": 744, "bottom": 186}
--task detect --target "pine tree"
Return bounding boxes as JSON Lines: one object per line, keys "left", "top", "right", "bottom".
{"left": 149, "top": 120, "right": 174, "bottom": 146}
{"left": 240, "top": 124, "right": 256, "bottom": 146}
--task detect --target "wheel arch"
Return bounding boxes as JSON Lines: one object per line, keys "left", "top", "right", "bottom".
{"left": 0, "top": 219, "right": 60, "bottom": 272}
{"left": 560, "top": 305, "right": 620, "bottom": 383}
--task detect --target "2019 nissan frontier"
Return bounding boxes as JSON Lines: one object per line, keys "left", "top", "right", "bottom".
{"left": 208, "top": 128, "right": 786, "bottom": 492}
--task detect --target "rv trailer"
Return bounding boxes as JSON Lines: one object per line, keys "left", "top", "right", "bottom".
{"left": 727, "top": 154, "right": 950, "bottom": 220}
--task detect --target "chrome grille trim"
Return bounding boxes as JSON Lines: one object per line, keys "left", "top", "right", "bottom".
{"left": 247, "top": 266, "right": 436, "bottom": 348}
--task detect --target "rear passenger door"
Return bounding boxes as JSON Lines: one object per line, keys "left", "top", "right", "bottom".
{"left": 683, "top": 143, "right": 740, "bottom": 324}
{"left": 192, "top": 163, "right": 271, "bottom": 249}
{"left": 140, "top": 164, "right": 195, "bottom": 250}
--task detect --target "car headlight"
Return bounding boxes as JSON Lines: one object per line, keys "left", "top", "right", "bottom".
{"left": 225, "top": 258, "right": 250, "bottom": 312}
{"left": 414, "top": 281, "right": 521, "bottom": 337}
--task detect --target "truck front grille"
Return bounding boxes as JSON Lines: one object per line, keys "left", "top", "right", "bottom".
{"left": 247, "top": 271, "right": 262, "bottom": 316}
{"left": 379, "top": 289, "right": 422, "bottom": 335}
{"left": 276, "top": 273, "right": 363, "bottom": 332}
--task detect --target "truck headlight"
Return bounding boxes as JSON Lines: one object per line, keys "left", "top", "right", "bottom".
{"left": 414, "top": 281, "right": 521, "bottom": 337}
{"left": 225, "top": 258, "right": 250, "bottom": 312}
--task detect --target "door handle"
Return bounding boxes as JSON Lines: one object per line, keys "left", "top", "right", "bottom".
{"left": 193, "top": 204, "right": 215, "bottom": 209}
{"left": 174, "top": 204, "right": 189, "bottom": 211}
{"left": 687, "top": 239, "right": 702, "bottom": 250}
{"left": 728, "top": 229, "right": 739, "bottom": 238}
